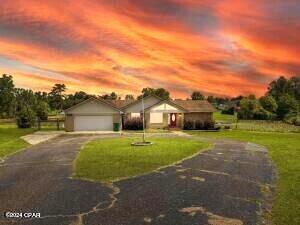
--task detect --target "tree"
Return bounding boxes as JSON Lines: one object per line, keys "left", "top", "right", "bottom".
{"left": 231, "top": 95, "right": 244, "bottom": 101}
{"left": 35, "top": 91, "right": 48, "bottom": 103}
{"left": 138, "top": 87, "right": 170, "bottom": 100}
{"left": 277, "top": 94, "right": 298, "bottom": 120}
{"left": 248, "top": 94, "right": 256, "bottom": 100}
{"left": 0, "top": 74, "right": 16, "bottom": 118}
{"left": 267, "top": 76, "right": 289, "bottom": 100}
{"left": 214, "top": 97, "right": 229, "bottom": 105}
{"left": 101, "top": 94, "right": 110, "bottom": 100}
{"left": 16, "top": 106, "right": 36, "bottom": 128}
{"left": 110, "top": 92, "right": 117, "bottom": 100}
{"left": 125, "top": 94, "right": 135, "bottom": 100}
{"left": 101, "top": 92, "right": 118, "bottom": 100}
{"left": 64, "top": 91, "right": 90, "bottom": 109}
{"left": 15, "top": 88, "right": 37, "bottom": 112}
{"left": 238, "top": 98, "right": 261, "bottom": 119}
{"left": 139, "top": 88, "right": 155, "bottom": 98}
{"left": 191, "top": 91, "right": 204, "bottom": 100}
{"left": 154, "top": 88, "right": 170, "bottom": 100}
{"left": 48, "top": 84, "right": 66, "bottom": 111}
{"left": 207, "top": 96, "right": 214, "bottom": 103}
{"left": 259, "top": 95, "right": 278, "bottom": 113}
{"left": 287, "top": 76, "right": 300, "bottom": 100}
{"left": 35, "top": 101, "right": 50, "bottom": 121}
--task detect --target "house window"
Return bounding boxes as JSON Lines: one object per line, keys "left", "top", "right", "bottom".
{"left": 150, "top": 112, "right": 163, "bottom": 123}
{"left": 131, "top": 113, "right": 141, "bottom": 118}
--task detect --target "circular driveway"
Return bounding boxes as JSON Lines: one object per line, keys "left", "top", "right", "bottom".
{"left": 0, "top": 134, "right": 276, "bottom": 225}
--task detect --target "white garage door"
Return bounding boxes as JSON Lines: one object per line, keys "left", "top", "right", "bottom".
{"left": 74, "top": 115, "right": 113, "bottom": 131}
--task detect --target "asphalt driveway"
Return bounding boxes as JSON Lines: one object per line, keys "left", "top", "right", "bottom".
{"left": 0, "top": 134, "right": 276, "bottom": 225}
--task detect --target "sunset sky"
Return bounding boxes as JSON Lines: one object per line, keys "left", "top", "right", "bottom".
{"left": 0, "top": 0, "right": 299, "bottom": 98}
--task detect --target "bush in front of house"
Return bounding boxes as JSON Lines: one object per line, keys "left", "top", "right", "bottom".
{"left": 183, "top": 120, "right": 194, "bottom": 130}
{"left": 184, "top": 120, "right": 217, "bottom": 130}
{"left": 203, "top": 121, "right": 215, "bottom": 130}
{"left": 195, "top": 120, "right": 204, "bottom": 130}
{"left": 124, "top": 118, "right": 143, "bottom": 130}
{"left": 16, "top": 107, "right": 36, "bottom": 128}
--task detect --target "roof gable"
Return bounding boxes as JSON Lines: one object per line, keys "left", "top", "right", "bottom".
{"left": 122, "top": 95, "right": 162, "bottom": 112}
{"left": 145, "top": 100, "right": 187, "bottom": 112}
{"left": 64, "top": 97, "right": 121, "bottom": 114}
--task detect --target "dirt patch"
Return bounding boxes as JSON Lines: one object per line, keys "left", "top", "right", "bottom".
{"left": 144, "top": 217, "right": 152, "bottom": 223}
{"left": 207, "top": 213, "right": 243, "bottom": 225}
{"left": 179, "top": 206, "right": 243, "bottom": 225}
{"left": 21, "top": 133, "right": 61, "bottom": 145}
{"left": 176, "top": 168, "right": 189, "bottom": 172}
{"left": 179, "top": 206, "right": 205, "bottom": 216}
{"left": 192, "top": 176, "right": 205, "bottom": 182}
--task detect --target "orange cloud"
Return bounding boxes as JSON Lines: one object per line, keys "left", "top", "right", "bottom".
{"left": 0, "top": 0, "right": 299, "bottom": 98}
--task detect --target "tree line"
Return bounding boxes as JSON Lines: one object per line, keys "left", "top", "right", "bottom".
{"left": 238, "top": 76, "right": 299, "bottom": 125}
{"left": 218, "top": 76, "right": 299, "bottom": 125}
{"left": 0, "top": 75, "right": 194, "bottom": 128}
{"left": 0, "top": 74, "right": 299, "bottom": 127}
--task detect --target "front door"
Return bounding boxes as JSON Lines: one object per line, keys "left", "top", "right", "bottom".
{"left": 170, "top": 113, "right": 177, "bottom": 127}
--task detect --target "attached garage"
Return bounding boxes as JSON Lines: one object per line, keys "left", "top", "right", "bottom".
{"left": 74, "top": 115, "right": 113, "bottom": 131}
{"left": 64, "top": 98, "right": 122, "bottom": 132}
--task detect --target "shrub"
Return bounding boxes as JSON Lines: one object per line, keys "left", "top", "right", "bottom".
{"left": 253, "top": 108, "right": 276, "bottom": 120}
{"left": 124, "top": 118, "right": 143, "bottom": 130}
{"left": 183, "top": 120, "right": 194, "bottom": 130}
{"left": 195, "top": 120, "right": 203, "bottom": 130}
{"left": 294, "top": 118, "right": 300, "bottom": 126}
{"left": 221, "top": 107, "right": 235, "bottom": 115}
{"left": 238, "top": 98, "right": 261, "bottom": 119}
{"left": 259, "top": 95, "right": 277, "bottom": 113}
{"left": 224, "top": 125, "right": 231, "bottom": 129}
{"left": 16, "top": 107, "right": 36, "bottom": 128}
{"left": 203, "top": 121, "right": 215, "bottom": 130}
{"left": 283, "top": 112, "right": 299, "bottom": 125}
{"left": 277, "top": 94, "right": 298, "bottom": 119}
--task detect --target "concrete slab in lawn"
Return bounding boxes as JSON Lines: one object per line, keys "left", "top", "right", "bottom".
{"left": 21, "top": 131, "right": 65, "bottom": 145}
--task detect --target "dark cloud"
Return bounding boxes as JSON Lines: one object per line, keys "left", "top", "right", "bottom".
{"left": 0, "top": 11, "right": 88, "bottom": 53}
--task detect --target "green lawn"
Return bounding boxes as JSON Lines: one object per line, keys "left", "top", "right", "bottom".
{"left": 0, "top": 123, "right": 34, "bottom": 158}
{"left": 213, "top": 111, "right": 236, "bottom": 123}
{"left": 75, "top": 137, "right": 209, "bottom": 182}
{"left": 236, "top": 120, "right": 300, "bottom": 133}
{"left": 213, "top": 111, "right": 300, "bottom": 132}
{"left": 186, "top": 130, "right": 300, "bottom": 225}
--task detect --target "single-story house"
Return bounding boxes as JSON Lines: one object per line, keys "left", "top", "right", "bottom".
{"left": 64, "top": 95, "right": 217, "bottom": 131}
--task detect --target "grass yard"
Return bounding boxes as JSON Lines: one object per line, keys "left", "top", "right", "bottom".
{"left": 0, "top": 123, "right": 34, "bottom": 158}
{"left": 213, "top": 112, "right": 300, "bottom": 133}
{"left": 75, "top": 137, "right": 209, "bottom": 182}
{"left": 186, "top": 130, "right": 300, "bottom": 225}
{"left": 236, "top": 120, "right": 300, "bottom": 133}
{"left": 213, "top": 111, "right": 236, "bottom": 123}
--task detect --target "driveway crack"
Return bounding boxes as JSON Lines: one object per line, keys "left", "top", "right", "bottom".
{"left": 20, "top": 182, "right": 120, "bottom": 225}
